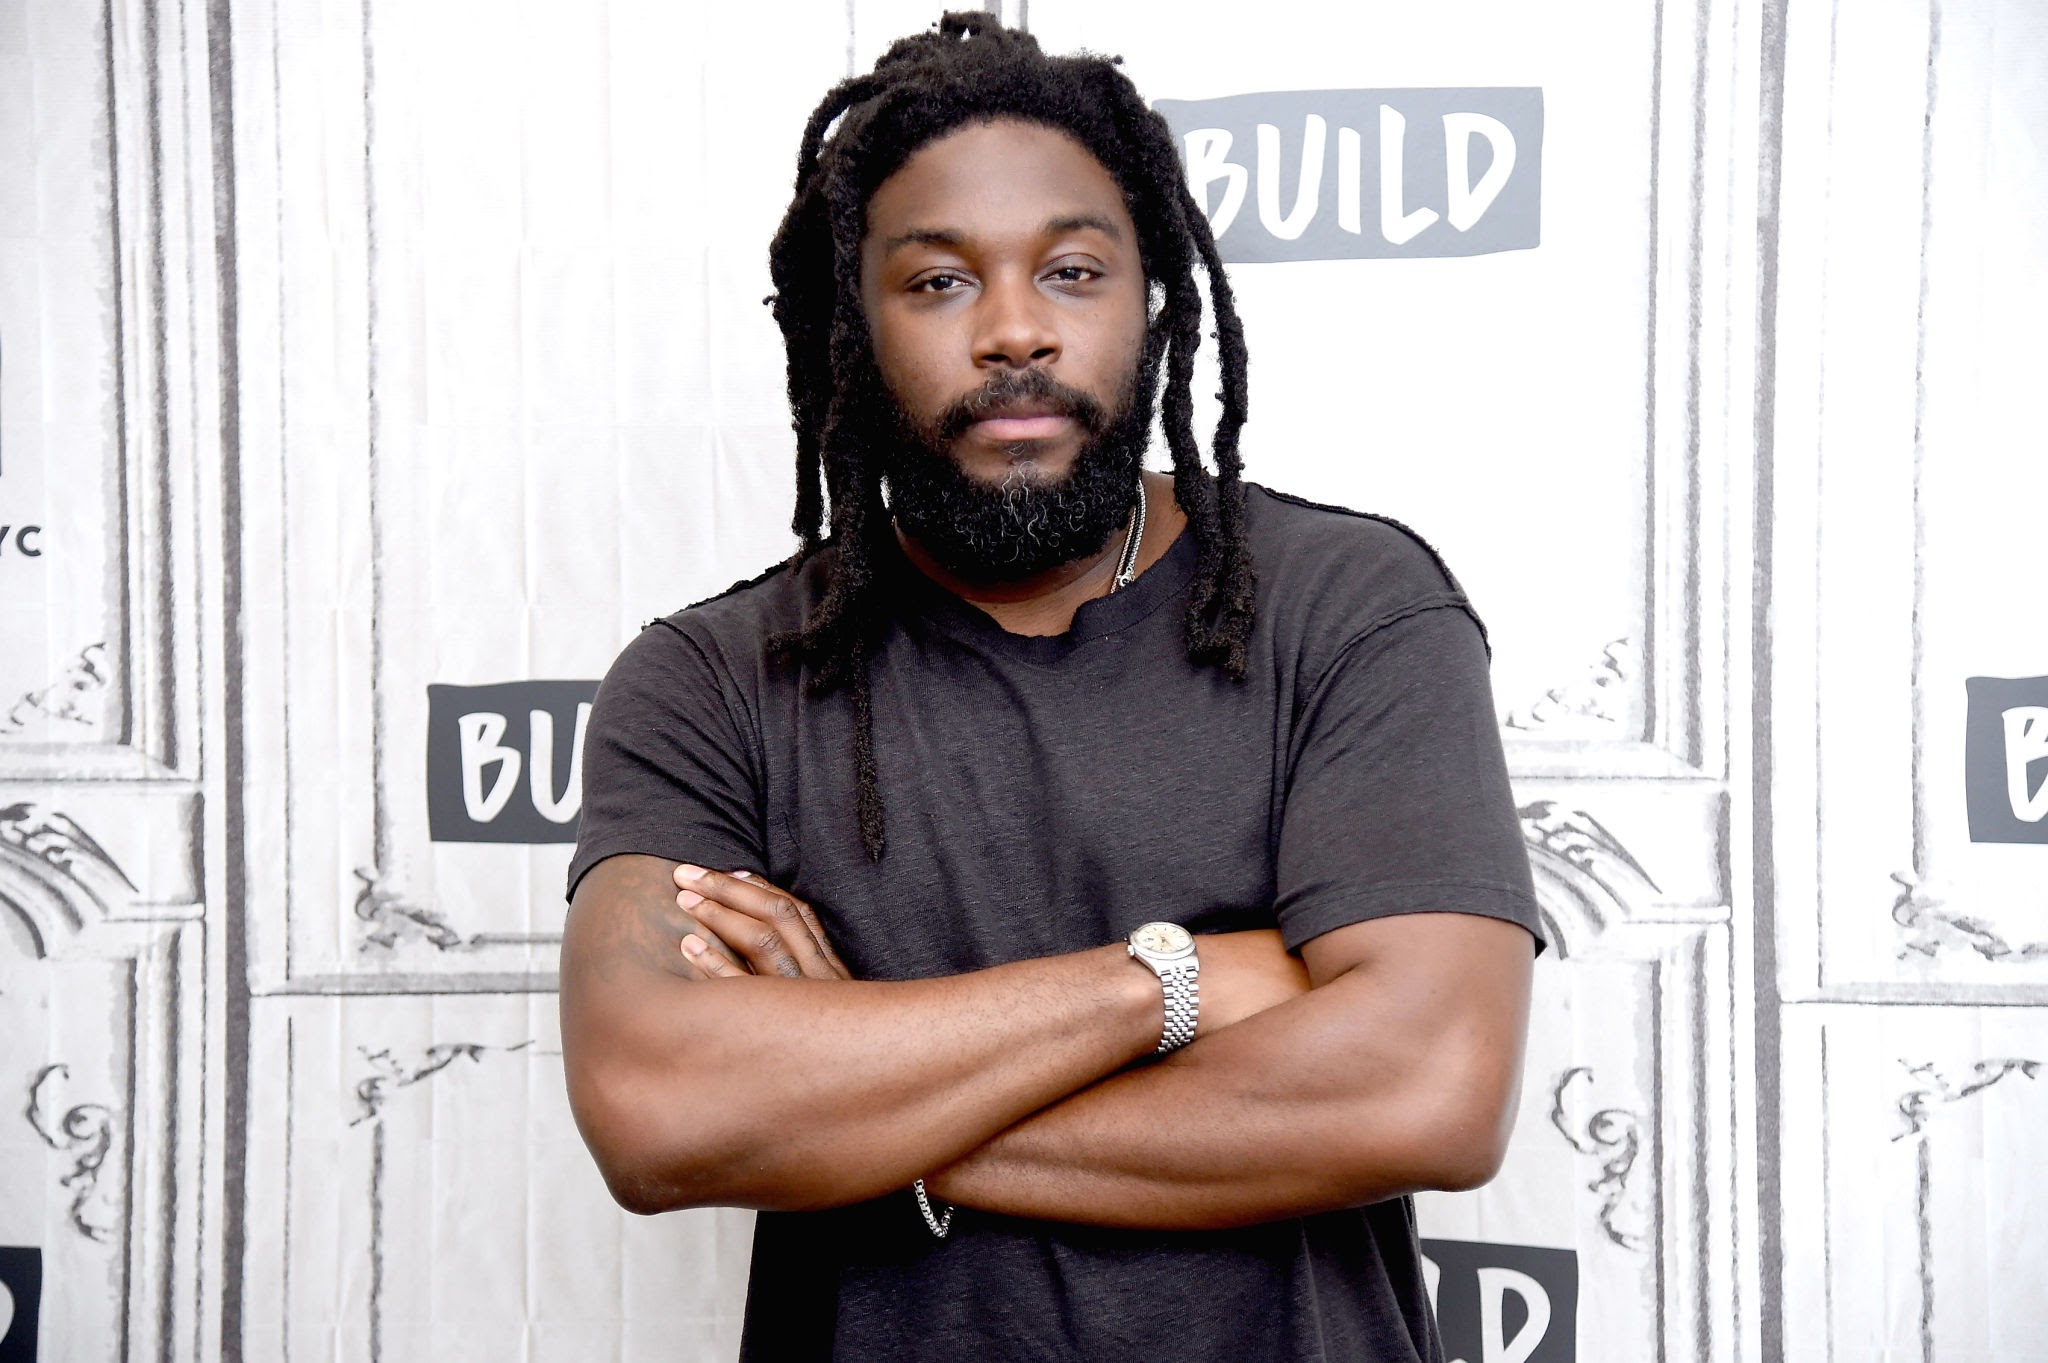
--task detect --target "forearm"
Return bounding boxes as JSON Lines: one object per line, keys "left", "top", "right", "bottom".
{"left": 564, "top": 938, "right": 1158, "bottom": 1214}
{"left": 925, "top": 967, "right": 1504, "bottom": 1230}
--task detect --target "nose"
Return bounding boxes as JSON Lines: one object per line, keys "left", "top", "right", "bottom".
{"left": 973, "top": 271, "right": 1060, "bottom": 369}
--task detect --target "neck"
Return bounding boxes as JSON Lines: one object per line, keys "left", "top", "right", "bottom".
{"left": 893, "top": 470, "right": 1183, "bottom": 637}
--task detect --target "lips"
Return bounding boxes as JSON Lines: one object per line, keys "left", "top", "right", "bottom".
{"left": 934, "top": 370, "right": 1107, "bottom": 443}
{"left": 971, "top": 406, "right": 1074, "bottom": 441}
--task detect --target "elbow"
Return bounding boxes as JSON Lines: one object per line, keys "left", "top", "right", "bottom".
{"left": 569, "top": 1066, "right": 748, "bottom": 1216}
{"left": 587, "top": 1117, "right": 723, "bottom": 1217}
{"left": 1373, "top": 1075, "right": 1520, "bottom": 1196}
{"left": 602, "top": 1163, "right": 685, "bottom": 1218}
{"left": 1423, "top": 1126, "right": 1510, "bottom": 1193}
{"left": 572, "top": 1071, "right": 865, "bottom": 1215}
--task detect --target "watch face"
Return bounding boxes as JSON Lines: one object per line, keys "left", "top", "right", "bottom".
{"left": 1132, "top": 922, "right": 1193, "bottom": 956}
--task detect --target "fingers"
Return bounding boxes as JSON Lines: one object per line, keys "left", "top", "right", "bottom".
{"left": 674, "top": 864, "right": 848, "bottom": 980}
{"left": 680, "top": 931, "right": 744, "bottom": 979}
{"left": 742, "top": 872, "right": 852, "bottom": 977}
{"left": 688, "top": 895, "right": 806, "bottom": 977}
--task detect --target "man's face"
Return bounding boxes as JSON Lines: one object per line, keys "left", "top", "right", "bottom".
{"left": 858, "top": 117, "right": 1153, "bottom": 581}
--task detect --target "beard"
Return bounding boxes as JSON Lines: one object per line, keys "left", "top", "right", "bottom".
{"left": 874, "top": 351, "right": 1158, "bottom": 583}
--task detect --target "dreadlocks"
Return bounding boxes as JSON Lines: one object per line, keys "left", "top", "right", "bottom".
{"left": 764, "top": 11, "right": 1256, "bottom": 860}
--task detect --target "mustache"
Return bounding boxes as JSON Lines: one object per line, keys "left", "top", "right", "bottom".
{"left": 933, "top": 368, "right": 1111, "bottom": 443}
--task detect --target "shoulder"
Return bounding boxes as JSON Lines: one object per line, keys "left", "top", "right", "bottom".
{"left": 593, "top": 550, "right": 830, "bottom": 722}
{"left": 612, "top": 550, "right": 828, "bottom": 678}
{"left": 1240, "top": 482, "right": 1487, "bottom": 652}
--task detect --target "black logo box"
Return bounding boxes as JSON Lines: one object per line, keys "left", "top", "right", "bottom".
{"left": 426, "top": 681, "right": 600, "bottom": 844}
{"left": 1423, "top": 1238, "right": 1577, "bottom": 1363}
{"left": 0, "top": 1246, "right": 40, "bottom": 1362}
{"left": 1965, "top": 676, "right": 2048, "bottom": 845}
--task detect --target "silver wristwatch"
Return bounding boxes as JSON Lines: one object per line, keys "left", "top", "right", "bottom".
{"left": 1127, "top": 922, "right": 1200, "bottom": 1053}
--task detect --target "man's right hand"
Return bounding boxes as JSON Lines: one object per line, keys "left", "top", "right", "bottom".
{"left": 671, "top": 865, "right": 1310, "bottom": 1036}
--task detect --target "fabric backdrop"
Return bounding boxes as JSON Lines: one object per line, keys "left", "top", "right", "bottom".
{"left": 2, "top": 0, "right": 2044, "bottom": 1358}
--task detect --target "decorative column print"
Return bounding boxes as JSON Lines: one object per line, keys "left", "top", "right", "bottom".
{"left": 0, "top": 803, "right": 136, "bottom": 906}
{"left": 1893, "top": 1057, "right": 2040, "bottom": 1141}
{"left": 351, "top": 866, "right": 471, "bottom": 953}
{"left": 1549, "top": 1067, "right": 1649, "bottom": 1252}
{"left": 1518, "top": 802, "right": 1662, "bottom": 903}
{"left": 350, "top": 1041, "right": 537, "bottom": 1126}
{"left": 1890, "top": 872, "right": 2048, "bottom": 965}
{"left": 1505, "top": 637, "right": 1636, "bottom": 732}
{"left": 1890, "top": 1055, "right": 2041, "bottom": 1363}
{"left": 1, "top": 643, "right": 109, "bottom": 736}
{"left": 25, "top": 1064, "right": 118, "bottom": 1242}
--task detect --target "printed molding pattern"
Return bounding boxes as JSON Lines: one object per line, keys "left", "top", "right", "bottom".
{"left": 351, "top": 865, "right": 563, "bottom": 958}
{"left": 1889, "top": 871, "right": 2048, "bottom": 965}
{"left": 1549, "top": 1066, "right": 1650, "bottom": 1252}
{"left": 25, "top": 1062, "right": 119, "bottom": 1242}
{"left": 1, "top": 642, "right": 110, "bottom": 735}
{"left": 1505, "top": 637, "right": 1636, "bottom": 732}
{"left": 0, "top": 801, "right": 137, "bottom": 911}
{"left": 1518, "top": 800, "right": 1662, "bottom": 906}
{"left": 352, "top": 866, "right": 473, "bottom": 953}
{"left": 1893, "top": 1057, "right": 2041, "bottom": 1141}
{"left": 350, "top": 1041, "right": 537, "bottom": 1126}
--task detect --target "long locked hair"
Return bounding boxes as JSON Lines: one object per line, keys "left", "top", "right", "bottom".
{"left": 765, "top": 11, "right": 1255, "bottom": 860}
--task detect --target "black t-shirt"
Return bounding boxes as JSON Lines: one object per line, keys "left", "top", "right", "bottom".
{"left": 568, "top": 483, "right": 1545, "bottom": 1362}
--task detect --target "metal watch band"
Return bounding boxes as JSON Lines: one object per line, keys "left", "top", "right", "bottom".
{"left": 1155, "top": 961, "right": 1199, "bottom": 1053}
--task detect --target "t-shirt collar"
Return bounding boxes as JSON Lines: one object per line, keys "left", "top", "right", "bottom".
{"left": 878, "top": 517, "right": 1199, "bottom": 664}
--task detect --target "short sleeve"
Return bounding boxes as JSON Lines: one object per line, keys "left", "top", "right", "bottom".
{"left": 1275, "top": 603, "right": 1545, "bottom": 954}
{"left": 565, "top": 620, "right": 767, "bottom": 899}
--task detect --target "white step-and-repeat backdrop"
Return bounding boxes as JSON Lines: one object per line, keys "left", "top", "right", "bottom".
{"left": 3, "top": 0, "right": 2045, "bottom": 1358}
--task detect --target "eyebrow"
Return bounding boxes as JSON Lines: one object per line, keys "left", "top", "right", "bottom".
{"left": 1045, "top": 213, "right": 1125, "bottom": 242}
{"left": 879, "top": 213, "right": 1126, "bottom": 258}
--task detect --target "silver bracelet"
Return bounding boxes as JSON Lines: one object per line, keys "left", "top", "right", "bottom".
{"left": 913, "top": 1178, "right": 953, "bottom": 1238}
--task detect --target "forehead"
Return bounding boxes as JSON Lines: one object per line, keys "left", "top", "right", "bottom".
{"left": 863, "top": 117, "right": 1135, "bottom": 245}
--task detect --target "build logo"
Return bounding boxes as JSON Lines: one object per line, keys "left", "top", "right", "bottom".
{"left": 426, "top": 681, "right": 599, "bottom": 843}
{"left": 1156, "top": 88, "right": 1543, "bottom": 262}
{"left": 0, "top": 1246, "right": 41, "bottom": 1363}
{"left": 1966, "top": 676, "right": 2048, "bottom": 844}
{"left": 1423, "top": 1238, "right": 1576, "bottom": 1363}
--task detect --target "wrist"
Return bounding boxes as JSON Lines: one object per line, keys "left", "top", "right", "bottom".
{"left": 1124, "top": 922, "right": 1200, "bottom": 1055}
{"left": 1100, "top": 942, "right": 1169, "bottom": 1061}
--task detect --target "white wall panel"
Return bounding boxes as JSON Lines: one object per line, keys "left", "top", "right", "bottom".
{"left": 239, "top": 993, "right": 752, "bottom": 1362}
{"left": 1780, "top": 1006, "right": 2048, "bottom": 1363}
{"left": 1772, "top": 0, "right": 2048, "bottom": 1002}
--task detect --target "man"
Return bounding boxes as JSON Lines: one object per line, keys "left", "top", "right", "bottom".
{"left": 560, "top": 13, "right": 1543, "bottom": 1361}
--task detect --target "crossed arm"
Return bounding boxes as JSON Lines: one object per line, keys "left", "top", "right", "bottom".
{"left": 559, "top": 853, "right": 1534, "bottom": 1231}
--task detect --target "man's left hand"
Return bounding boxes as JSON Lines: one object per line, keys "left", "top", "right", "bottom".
{"left": 672, "top": 865, "right": 852, "bottom": 980}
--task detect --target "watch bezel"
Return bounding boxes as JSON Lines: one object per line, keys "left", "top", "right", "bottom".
{"left": 1128, "top": 920, "right": 1196, "bottom": 963}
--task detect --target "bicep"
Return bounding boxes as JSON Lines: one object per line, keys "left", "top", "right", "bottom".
{"left": 1300, "top": 912, "right": 1534, "bottom": 1073}
{"left": 1300, "top": 911, "right": 1533, "bottom": 1011}
{"left": 1276, "top": 604, "right": 1545, "bottom": 953}
{"left": 559, "top": 856, "right": 698, "bottom": 1140}
{"left": 1297, "top": 911, "right": 1535, "bottom": 1183}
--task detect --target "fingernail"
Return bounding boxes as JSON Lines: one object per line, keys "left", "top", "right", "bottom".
{"left": 731, "top": 870, "right": 753, "bottom": 880}
{"left": 677, "top": 889, "right": 703, "bottom": 909}
{"left": 682, "top": 934, "right": 707, "bottom": 956}
{"left": 676, "top": 864, "right": 706, "bottom": 882}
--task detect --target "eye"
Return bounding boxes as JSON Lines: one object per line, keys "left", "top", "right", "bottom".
{"left": 910, "top": 271, "right": 971, "bottom": 294}
{"left": 1048, "top": 265, "right": 1101, "bottom": 284}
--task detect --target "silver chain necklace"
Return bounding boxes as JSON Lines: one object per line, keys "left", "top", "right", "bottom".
{"left": 1110, "top": 475, "right": 1147, "bottom": 593}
